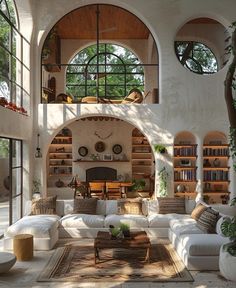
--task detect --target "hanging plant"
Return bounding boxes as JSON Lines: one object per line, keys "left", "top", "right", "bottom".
{"left": 154, "top": 144, "right": 167, "bottom": 154}
{"left": 158, "top": 167, "right": 169, "bottom": 197}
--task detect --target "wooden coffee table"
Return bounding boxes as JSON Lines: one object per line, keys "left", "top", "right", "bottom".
{"left": 94, "top": 231, "right": 151, "bottom": 264}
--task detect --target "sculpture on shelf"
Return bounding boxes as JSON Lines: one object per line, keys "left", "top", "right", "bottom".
{"left": 68, "top": 175, "right": 88, "bottom": 198}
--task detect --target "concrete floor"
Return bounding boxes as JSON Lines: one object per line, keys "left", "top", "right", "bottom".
{"left": 0, "top": 238, "right": 235, "bottom": 288}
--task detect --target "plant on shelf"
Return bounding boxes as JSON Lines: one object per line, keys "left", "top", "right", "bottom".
{"left": 131, "top": 178, "right": 146, "bottom": 192}
{"left": 153, "top": 144, "right": 167, "bottom": 154}
{"left": 219, "top": 197, "right": 236, "bottom": 281}
{"left": 119, "top": 223, "right": 130, "bottom": 237}
{"left": 158, "top": 167, "right": 168, "bottom": 197}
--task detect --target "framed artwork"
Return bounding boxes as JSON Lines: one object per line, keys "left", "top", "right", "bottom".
{"left": 78, "top": 146, "right": 88, "bottom": 157}
{"left": 103, "top": 154, "right": 113, "bottom": 161}
{"left": 95, "top": 141, "right": 105, "bottom": 152}
{"left": 112, "top": 144, "right": 122, "bottom": 154}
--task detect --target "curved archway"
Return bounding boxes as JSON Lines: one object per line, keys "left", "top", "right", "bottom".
{"left": 46, "top": 115, "right": 155, "bottom": 198}
{"left": 41, "top": 3, "right": 159, "bottom": 104}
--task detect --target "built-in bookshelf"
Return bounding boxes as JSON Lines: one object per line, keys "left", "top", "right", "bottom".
{"left": 131, "top": 128, "right": 154, "bottom": 193}
{"left": 173, "top": 132, "right": 197, "bottom": 198}
{"left": 202, "top": 132, "right": 230, "bottom": 204}
{"left": 47, "top": 128, "right": 72, "bottom": 188}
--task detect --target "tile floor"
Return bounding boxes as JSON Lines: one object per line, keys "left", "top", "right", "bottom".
{"left": 0, "top": 238, "right": 235, "bottom": 288}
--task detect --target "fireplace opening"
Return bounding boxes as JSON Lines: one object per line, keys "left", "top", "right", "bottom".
{"left": 86, "top": 167, "right": 117, "bottom": 182}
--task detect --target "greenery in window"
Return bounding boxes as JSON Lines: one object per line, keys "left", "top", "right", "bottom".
{"left": 175, "top": 41, "right": 218, "bottom": 74}
{"left": 66, "top": 43, "right": 144, "bottom": 101}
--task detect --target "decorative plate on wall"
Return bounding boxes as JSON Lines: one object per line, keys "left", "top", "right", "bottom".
{"left": 95, "top": 141, "right": 105, "bottom": 152}
{"left": 78, "top": 146, "right": 88, "bottom": 157}
{"left": 112, "top": 144, "right": 122, "bottom": 154}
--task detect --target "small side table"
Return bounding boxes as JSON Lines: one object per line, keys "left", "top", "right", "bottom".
{"left": 13, "top": 234, "right": 33, "bottom": 261}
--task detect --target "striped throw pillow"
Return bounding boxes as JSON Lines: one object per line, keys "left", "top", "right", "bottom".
{"left": 196, "top": 207, "right": 219, "bottom": 233}
{"left": 31, "top": 196, "right": 57, "bottom": 215}
{"left": 158, "top": 197, "right": 185, "bottom": 214}
{"left": 191, "top": 203, "right": 208, "bottom": 220}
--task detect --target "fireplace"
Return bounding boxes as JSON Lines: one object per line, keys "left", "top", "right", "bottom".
{"left": 86, "top": 167, "right": 117, "bottom": 182}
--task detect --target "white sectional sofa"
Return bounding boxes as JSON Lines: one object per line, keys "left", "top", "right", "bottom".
{"left": 3, "top": 198, "right": 235, "bottom": 271}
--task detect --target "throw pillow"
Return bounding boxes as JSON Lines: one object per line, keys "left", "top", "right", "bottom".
{"left": 73, "top": 198, "right": 97, "bottom": 214}
{"left": 158, "top": 197, "right": 185, "bottom": 214}
{"left": 31, "top": 196, "right": 57, "bottom": 215}
{"left": 196, "top": 207, "right": 219, "bottom": 233}
{"left": 191, "top": 203, "right": 208, "bottom": 220}
{"left": 117, "top": 199, "right": 143, "bottom": 215}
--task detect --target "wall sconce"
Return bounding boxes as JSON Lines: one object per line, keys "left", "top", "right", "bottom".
{"left": 35, "top": 133, "right": 42, "bottom": 158}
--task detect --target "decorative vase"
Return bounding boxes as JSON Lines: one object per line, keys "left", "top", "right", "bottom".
{"left": 219, "top": 245, "right": 236, "bottom": 281}
{"left": 177, "top": 184, "right": 185, "bottom": 192}
{"left": 213, "top": 158, "right": 220, "bottom": 167}
{"left": 55, "top": 179, "right": 64, "bottom": 187}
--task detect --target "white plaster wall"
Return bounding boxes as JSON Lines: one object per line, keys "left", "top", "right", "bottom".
{"left": 67, "top": 119, "right": 133, "bottom": 181}
{"left": 12, "top": 0, "right": 236, "bottom": 199}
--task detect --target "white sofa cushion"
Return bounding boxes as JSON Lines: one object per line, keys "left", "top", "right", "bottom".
{"left": 148, "top": 214, "right": 191, "bottom": 228}
{"left": 104, "top": 214, "right": 149, "bottom": 228}
{"left": 106, "top": 200, "right": 118, "bottom": 215}
{"left": 60, "top": 214, "right": 105, "bottom": 228}
{"left": 179, "top": 233, "right": 229, "bottom": 256}
{"left": 169, "top": 217, "right": 205, "bottom": 237}
{"left": 4, "top": 215, "right": 60, "bottom": 238}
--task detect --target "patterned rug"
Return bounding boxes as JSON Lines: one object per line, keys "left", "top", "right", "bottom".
{"left": 38, "top": 243, "right": 194, "bottom": 282}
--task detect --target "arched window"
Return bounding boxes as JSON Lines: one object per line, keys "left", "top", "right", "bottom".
{"left": 175, "top": 41, "right": 218, "bottom": 74}
{"left": 66, "top": 43, "right": 144, "bottom": 101}
{"left": 0, "top": 0, "right": 30, "bottom": 114}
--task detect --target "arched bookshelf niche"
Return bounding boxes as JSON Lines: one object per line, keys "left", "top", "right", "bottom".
{"left": 47, "top": 127, "right": 72, "bottom": 189}
{"left": 203, "top": 131, "right": 230, "bottom": 204}
{"left": 173, "top": 131, "right": 197, "bottom": 199}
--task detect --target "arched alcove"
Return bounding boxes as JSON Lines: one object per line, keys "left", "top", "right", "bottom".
{"left": 173, "top": 131, "right": 197, "bottom": 199}
{"left": 202, "top": 131, "right": 230, "bottom": 204}
{"left": 46, "top": 116, "right": 155, "bottom": 199}
{"left": 41, "top": 4, "right": 159, "bottom": 104}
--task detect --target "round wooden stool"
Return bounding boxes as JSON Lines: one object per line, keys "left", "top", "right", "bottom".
{"left": 13, "top": 234, "right": 33, "bottom": 261}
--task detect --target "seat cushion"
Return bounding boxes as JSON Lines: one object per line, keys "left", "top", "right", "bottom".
{"left": 4, "top": 215, "right": 60, "bottom": 238}
{"left": 104, "top": 214, "right": 149, "bottom": 228}
{"left": 60, "top": 214, "right": 105, "bottom": 228}
{"left": 149, "top": 214, "right": 191, "bottom": 228}
{"left": 170, "top": 218, "right": 203, "bottom": 237}
{"left": 179, "top": 233, "right": 228, "bottom": 256}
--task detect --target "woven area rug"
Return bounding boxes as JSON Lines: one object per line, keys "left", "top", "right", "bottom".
{"left": 38, "top": 243, "right": 194, "bottom": 282}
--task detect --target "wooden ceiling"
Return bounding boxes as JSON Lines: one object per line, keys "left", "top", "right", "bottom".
{"left": 55, "top": 4, "right": 150, "bottom": 40}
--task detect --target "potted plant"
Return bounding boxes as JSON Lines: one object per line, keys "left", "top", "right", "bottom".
{"left": 119, "top": 223, "right": 130, "bottom": 237}
{"left": 154, "top": 144, "right": 167, "bottom": 154}
{"left": 131, "top": 179, "right": 146, "bottom": 192}
{"left": 219, "top": 197, "right": 236, "bottom": 281}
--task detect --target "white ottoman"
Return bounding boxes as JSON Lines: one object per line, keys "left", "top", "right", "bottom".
{"left": 0, "top": 252, "right": 16, "bottom": 273}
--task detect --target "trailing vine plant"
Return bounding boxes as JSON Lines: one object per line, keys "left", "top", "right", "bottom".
{"left": 225, "top": 22, "right": 236, "bottom": 172}
{"left": 158, "top": 167, "right": 169, "bottom": 197}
